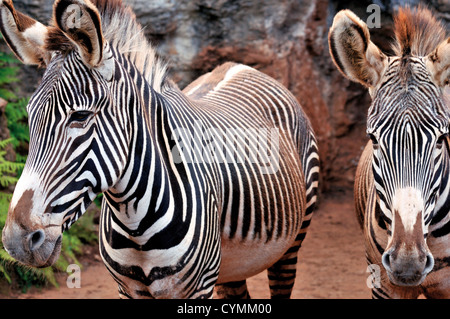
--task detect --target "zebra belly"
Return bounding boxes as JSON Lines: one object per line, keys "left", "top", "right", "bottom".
{"left": 217, "top": 236, "right": 295, "bottom": 283}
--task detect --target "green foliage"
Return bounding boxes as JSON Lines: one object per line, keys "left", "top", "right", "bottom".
{"left": 0, "top": 51, "right": 19, "bottom": 99}
{"left": 0, "top": 46, "right": 29, "bottom": 149}
{"left": 0, "top": 139, "right": 24, "bottom": 187}
{"left": 94, "top": 193, "right": 103, "bottom": 207}
{"left": 5, "top": 98, "right": 29, "bottom": 149}
{"left": 0, "top": 139, "right": 23, "bottom": 188}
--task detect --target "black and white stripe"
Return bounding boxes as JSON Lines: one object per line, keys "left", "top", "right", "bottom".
{"left": 356, "top": 56, "right": 450, "bottom": 298}
{"left": 14, "top": 1, "right": 319, "bottom": 299}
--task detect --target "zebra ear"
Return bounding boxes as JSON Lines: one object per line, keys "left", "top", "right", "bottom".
{"left": 0, "top": 0, "right": 50, "bottom": 65}
{"left": 328, "top": 9, "right": 388, "bottom": 89}
{"left": 426, "top": 37, "right": 450, "bottom": 88}
{"left": 53, "top": 0, "right": 104, "bottom": 68}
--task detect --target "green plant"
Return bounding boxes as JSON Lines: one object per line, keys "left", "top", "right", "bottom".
{"left": 0, "top": 42, "right": 29, "bottom": 150}
{"left": 5, "top": 97, "right": 29, "bottom": 150}
{"left": 0, "top": 139, "right": 23, "bottom": 188}
{"left": 0, "top": 50, "right": 19, "bottom": 99}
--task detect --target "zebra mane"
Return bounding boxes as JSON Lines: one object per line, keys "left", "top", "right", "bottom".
{"left": 392, "top": 5, "right": 447, "bottom": 57}
{"left": 46, "top": 0, "right": 168, "bottom": 92}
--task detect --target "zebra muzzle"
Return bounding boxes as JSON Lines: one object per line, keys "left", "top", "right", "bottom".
{"left": 381, "top": 194, "right": 435, "bottom": 286}
{"left": 2, "top": 222, "right": 63, "bottom": 268}
{"left": 381, "top": 246, "right": 434, "bottom": 287}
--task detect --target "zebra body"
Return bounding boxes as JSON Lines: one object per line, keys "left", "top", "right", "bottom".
{"left": 100, "top": 60, "right": 318, "bottom": 298}
{"left": 0, "top": 0, "right": 319, "bottom": 298}
{"left": 183, "top": 63, "right": 318, "bottom": 283}
{"left": 329, "top": 7, "right": 450, "bottom": 298}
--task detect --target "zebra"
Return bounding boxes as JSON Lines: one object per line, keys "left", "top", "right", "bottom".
{"left": 0, "top": 0, "right": 319, "bottom": 298}
{"left": 329, "top": 6, "right": 450, "bottom": 298}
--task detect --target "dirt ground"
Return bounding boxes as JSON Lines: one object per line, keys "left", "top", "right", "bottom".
{"left": 16, "top": 191, "right": 371, "bottom": 299}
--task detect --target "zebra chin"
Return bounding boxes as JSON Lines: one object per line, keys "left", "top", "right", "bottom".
{"left": 384, "top": 266, "right": 432, "bottom": 287}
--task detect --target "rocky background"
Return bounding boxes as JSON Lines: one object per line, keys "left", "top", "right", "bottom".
{"left": 1, "top": 0, "right": 449, "bottom": 194}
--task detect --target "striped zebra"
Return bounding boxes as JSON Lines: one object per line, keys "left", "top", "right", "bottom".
{"left": 329, "top": 6, "right": 450, "bottom": 298}
{"left": 0, "top": 0, "right": 319, "bottom": 298}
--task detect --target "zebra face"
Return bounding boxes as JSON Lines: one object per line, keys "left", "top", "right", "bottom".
{"left": 2, "top": 51, "right": 125, "bottom": 267}
{"left": 366, "top": 57, "right": 449, "bottom": 286}
{"left": 329, "top": 8, "right": 450, "bottom": 287}
{"left": 1, "top": 0, "right": 125, "bottom": 267}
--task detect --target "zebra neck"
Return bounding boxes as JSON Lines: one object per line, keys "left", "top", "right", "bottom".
{"left": 430, "top": 151, "right": 450, "bottom": 235}
{"left": 101, "top": 80, "right": 196, "bottom": 239}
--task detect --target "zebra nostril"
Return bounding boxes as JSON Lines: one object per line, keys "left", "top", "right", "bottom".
{"left": 381, "top": 251, "right": 392, "bottom": 272}
{"left": 27, "top": 229, "right": 45, "bottom": 252}
{"left": 424, "top": 253, "right": 434, "bottom": 274}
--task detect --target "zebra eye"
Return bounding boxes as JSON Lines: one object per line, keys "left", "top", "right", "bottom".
{"left": 436, "top": 134, "right": 448, "bottom": 148}
{"left": 69, "top": 111, "right": 93, "bottom": 123}
{"left": 368, "top": 134, "right": 379, "bottom": 148}
{"left": 375, "top": 188, "right": 383, "bottom": 199}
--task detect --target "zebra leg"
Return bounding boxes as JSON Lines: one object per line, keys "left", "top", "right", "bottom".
{"left": 267, "top": 203, "right": 315, "bottom": 297}
{"left": 267, "top": 132, "right": 318, "bottom": 298}
{"left": 268, "top": 185, "right": 315, "bottom": 299}
{"left": 214, "top": 280, "right": 251, "bottom": 299}
{"left": 267, "top": 231, "right": 304, "bottom": 299}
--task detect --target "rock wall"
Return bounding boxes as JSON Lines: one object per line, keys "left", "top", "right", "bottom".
{"left": 3, "top": 0, "right": 448, "bottom": 193}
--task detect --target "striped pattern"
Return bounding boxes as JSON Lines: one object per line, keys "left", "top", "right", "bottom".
{"left": 182, "top": 63, "right": 319, "bottom": 298}
{"left": 346, "top": 8, "right": 450, "bottom": 298}
{"left": 356, "top": 140, "right": 450, "bottom": 298}
{"left": 22, "top": 52, "right": 123, "bottom": 233}
{"left": 366, "top": 57, "right": 448, "bottom": 223}
{"left": 3, "top": 1, "right": 319, "bottom": 299}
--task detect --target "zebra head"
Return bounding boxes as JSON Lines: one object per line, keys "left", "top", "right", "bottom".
{"left": 0, "top": 0, "right": 126, "bottom": 267}
{"left": 329, "top": 7, "right": 450, "bottom": 286}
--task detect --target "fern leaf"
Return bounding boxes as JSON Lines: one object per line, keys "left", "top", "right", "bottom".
{"left": 0, "top": 138, "right": 12, "bottom": 149}
{"left": 0, "top": 263, "right": 12, "bottom": 283}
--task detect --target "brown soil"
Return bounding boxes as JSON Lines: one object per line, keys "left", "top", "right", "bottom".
{"left": 15, "top": 192, "right": 371, "bottom": 299}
